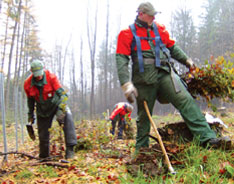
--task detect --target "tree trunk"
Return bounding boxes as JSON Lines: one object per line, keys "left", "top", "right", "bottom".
{"left": 79, "top": 38, "right": 84, "bottom": 120}
{"left": 0, "top": 0, "right": 2, "bottom": 15}
{"left": 104, "top": 0, "right": 110, "bottom": 110}
{"left": 61, "top": 34, "right": 72, "bottom": 84}
{"left": 5, "top": 0, "right": 22, "bottom": 111}
{"left": 86, "top": 1, "right": 98, "bottom": 118}
{"left": 1, "top": 15, "right": 9, "bottom": 70}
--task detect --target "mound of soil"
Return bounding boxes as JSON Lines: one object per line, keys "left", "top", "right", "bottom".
{"left": 159, "top": 121, "right": 223, "bottom": 142}
{"left": 126, "top": 121, "right": 224, "bottom": 177}
{"left": 126, "top": 146, "right": 165, "bottom": 177}
{"left": 126, "top": 142, "right": 182, "bottom": 177}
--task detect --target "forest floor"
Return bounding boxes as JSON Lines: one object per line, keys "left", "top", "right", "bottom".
{"left": 0, "top": 110, "right": 234, "bottom": 184}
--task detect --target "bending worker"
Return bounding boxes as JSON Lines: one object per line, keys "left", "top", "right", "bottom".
{"left": 115, "top": 2, "right": 231, "bottom": 151}
{"left": 109, "top": 102, "right": 133, "bottom": 139}
{"left": 24, "top": 60, "right": 77, "bottom": 159}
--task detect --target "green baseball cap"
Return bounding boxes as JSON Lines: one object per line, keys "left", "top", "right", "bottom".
{"left": 137, "top": 2, "right": 157, "bottom": 16}
{"left": 30, "top": 60, "right": 44, "bottom": 77}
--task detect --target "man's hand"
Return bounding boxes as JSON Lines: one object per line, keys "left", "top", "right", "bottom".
{"left": 56, "top": 109, "right": 66, "bottom": 124}
{"left": 185, "top": 58, "right": 196, "bottom": 69}
{"left": 28, "top": 116, "right": 35, "bottom": 124}
{"left": 121, "top": 82, "right": 138, "bottom": 103}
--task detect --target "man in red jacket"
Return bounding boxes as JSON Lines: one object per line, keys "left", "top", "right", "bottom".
{"left": 115, "top": 2, "right": 231, "bottom": 151}
{"left": 109, "top": 102, "right": 133, "bottom": 139}
{"left": 24, "top": 60, "right": 77, "bottom": 159}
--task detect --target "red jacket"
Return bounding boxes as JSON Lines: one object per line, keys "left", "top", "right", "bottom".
{"left": 116, "top": 22, "right": 175, "bottom": 55}
{"left": 109, "top": 102, "right": 132, "bottom": 121}
{"left": 24, "top": 70, "right": 62, "bottom": 102}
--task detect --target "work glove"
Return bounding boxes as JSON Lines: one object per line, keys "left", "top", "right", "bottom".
{"left": 185, "top": 58, "right": 196, "bottom": 69}
{"left": 121, "top": 82, "right": 138, "bottom": 103}
{"left": 59, "top": 102, "right": 67, "bottom": 111}
{"left": 56, "top": 108, "right": 66, "bottom": 124}
{"left": 56, "top": 94, "right": 68, "bottom": 123}
{"left": 59, "top": 94, "right": 68, "bottom": 109}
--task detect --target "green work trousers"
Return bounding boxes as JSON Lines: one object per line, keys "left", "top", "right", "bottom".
{"left": 134, "top": 69, "right": 216, "bottom": 150}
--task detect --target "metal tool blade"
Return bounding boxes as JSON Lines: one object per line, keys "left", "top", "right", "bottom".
{"left": 26, "top": 124, "right": 36, "bottom": 141}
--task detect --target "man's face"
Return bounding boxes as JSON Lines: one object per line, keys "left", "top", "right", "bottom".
{"left": 139, "top": 12, "right": 155, "bottom": 26}
{"left": 35, "top": 75, "right": 43, "bottom": 81}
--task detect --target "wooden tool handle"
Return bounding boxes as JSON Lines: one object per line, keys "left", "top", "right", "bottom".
{"left": 144, "top": 101, "right": 176, "bottom": 174}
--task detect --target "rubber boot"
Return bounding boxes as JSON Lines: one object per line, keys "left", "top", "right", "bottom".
{"left": 39, "top": 143, "right": 49, "bottom": 159}
{"left": 65, "top": 145, "right": 74, "bottom": 159}
{"left": 205, "top": 136, "right": 231, "bottom": 149}
{"left": 110, "top": 127, "right": 115, "bottom": 135}
{"left": 110, "top": 120, "right": 116, "bottom": 135}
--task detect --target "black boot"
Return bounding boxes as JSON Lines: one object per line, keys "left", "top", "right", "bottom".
{"left": 65, "top": 146, "right": 74, "bottom": 159}
{"left": 205, "top": 136, "right": 231, "bottom": 149}
{"left": 39, "top": 143, "right": 49, "bottom": 159}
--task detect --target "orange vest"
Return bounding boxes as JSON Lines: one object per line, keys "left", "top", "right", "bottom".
{"left": 24, "top": 70, "right": 62, "bottom": 102}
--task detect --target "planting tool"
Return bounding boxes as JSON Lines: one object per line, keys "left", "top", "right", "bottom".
{"left": 26, "top": 122, "right": 36, "bottom": 141}
{"left": 144, "top": 101, "right": 176, "bottom": 174}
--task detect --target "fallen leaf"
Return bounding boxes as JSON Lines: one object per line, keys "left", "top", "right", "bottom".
{"left": 203, "top": 156, "right": 208, "bottom": 163}
{"left": 219, "top": 169, "right": 226, "bottom": 174}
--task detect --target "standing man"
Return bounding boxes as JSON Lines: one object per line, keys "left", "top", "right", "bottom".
{"left": 109, "top": 102, "right": 133, "bottom": 139}
{"left": 116, "top": 2, "right": 231, "bottom": 151}
{"left": 24, "top": 60, "right": 77, "bottom": 159}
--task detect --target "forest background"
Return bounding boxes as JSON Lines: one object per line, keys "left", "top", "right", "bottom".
{"left": 0, "top": 0, "right": 234, "bottom": 123}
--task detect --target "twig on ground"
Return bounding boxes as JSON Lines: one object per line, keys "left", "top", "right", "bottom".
{"left": 29, "top": 161, "right": 69, "bottom": 168}
{"left": 0, "top": 169, "right": 16, "bottom": 177}
{"left": 0, "top": 151, "right": 40, "bottom": 160}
